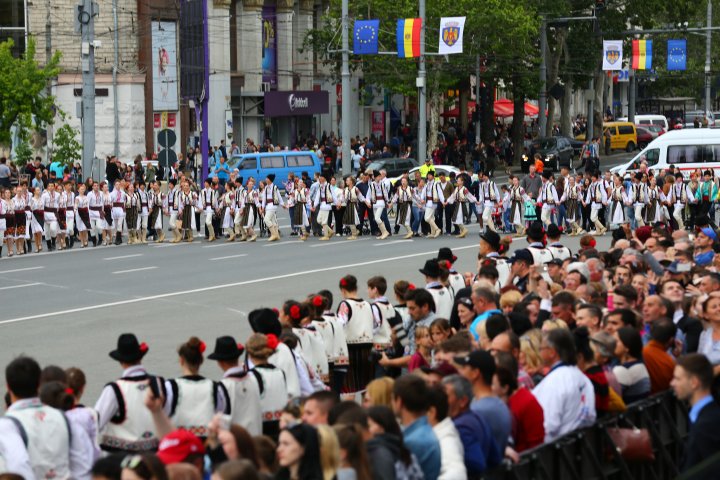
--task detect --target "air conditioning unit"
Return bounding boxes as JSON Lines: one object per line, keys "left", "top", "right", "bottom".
{"left": 261, "top": 82, "right": 271, "bottom": 93}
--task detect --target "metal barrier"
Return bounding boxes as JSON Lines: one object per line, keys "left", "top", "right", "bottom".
{"left": 488, "top": 391, "right": 694, "bottom": 480}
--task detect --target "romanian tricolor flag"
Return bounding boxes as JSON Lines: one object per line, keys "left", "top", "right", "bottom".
{"left": 632, "top": 39, "right": 652, "bottom": 70}
{"left": 396, "top": 18, "right": 422, "bottom": 58}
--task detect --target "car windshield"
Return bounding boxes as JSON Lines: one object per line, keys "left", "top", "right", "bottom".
{"left": 365, "top": 162, "right": 384, "bottom": 171}
{"left": 534, "top": 139, "right": 556, "bottom": 150}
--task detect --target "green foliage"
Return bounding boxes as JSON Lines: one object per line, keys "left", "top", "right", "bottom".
{"left": 0, "top": 37, "right": 62, "bottom": 145}
{"left": 13, "top": 131, "right": 33, "bottom": 167}
{"left": 52, "top": 120, "right": 82, "bottom": 167}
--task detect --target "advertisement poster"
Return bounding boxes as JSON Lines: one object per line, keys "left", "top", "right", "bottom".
{"left": 262, "top": 7, "right": 277, "bottom": 88}
{"left": 151, "top": 21, "right": 179, "bottom": 111}
{"left": 371, "top": 111, "right": 385, "bottom": 137}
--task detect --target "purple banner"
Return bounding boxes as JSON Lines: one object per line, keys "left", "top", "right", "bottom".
{"left": 262, "top": 6, "right": 277, "bottom": 88}
{"left": 264, "top": 91, "right": 330, "bottom": 117}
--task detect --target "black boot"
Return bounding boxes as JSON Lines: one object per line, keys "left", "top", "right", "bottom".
{"left": 96, "top": 235, "right": 102, "bottom": 246}
{"left": 91, "top": 235, "right": 97, "bottom": 247}
{"left": 115, "top": 232, "right": 122, "bottom": 245}
{"left": 51, "top": 238, "right": 57, "bottom": 251}
{"left": 68, "top": 236, "right": 74, "bottom": 249}
{"left": 26, "top": 239, "right": 32, "bottom": 252}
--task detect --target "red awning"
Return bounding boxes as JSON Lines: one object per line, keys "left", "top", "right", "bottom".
{"left": 440, "top": 99, "right": 539, "bottom": 118}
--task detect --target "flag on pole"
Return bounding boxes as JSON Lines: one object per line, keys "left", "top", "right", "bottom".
{"left": 602, "top": 40, "right": 623, "bottom": 70}
{"left": 396, "top": 18, "right": 422, "bottom": 58}
{"left": 631, "top": 39, "right": 652, "bottom": 70}
{"left": 353, "top": 20, "right": 379, "bottom": 55}
{"left": 438, "top": 17, "right": 465, "bottom": 55}
{"left": 667, "top": 39, "right": 687, "bottom": 71}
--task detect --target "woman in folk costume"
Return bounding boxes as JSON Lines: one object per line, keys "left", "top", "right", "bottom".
{"left": 336, "top": 274, "right": 375, "bottom": 393}
{"left": 390, "top": 176, "right": 414, "bottom": 239}
{"left": 281, "top": 300, "right": 330, "bottom": 385}
{"left": 342, "top": 175, "right": 365, "bottom": 240}
{"left": 609, "top": 175, "right": 630, "bottom": 228}
{"left": 175, "top": 181, "right": 198, "bottom": 242}
{"left": 30, "top": 187, "right": 45, "bottom": 252}
{"left": 165, "top": 337, "right": 229, "bottom": 440}
{"left": 507, "top": 176, "right": 530, "bottom": 237}
{"left": 12, "top": 187, "right": 29, "bottom": 254}
{"left": 241, "top": 178, "right": 260, "bottom": 242}
{"left": 292, "top": 178, "right": 311, "bottom": 241}
{"left": 221, "top": 182, "right": 236, "bottom": 241}
{"left": 560, "top": 175, "right": 585, "bottom": 236}
{"left": 232, "top": 180, "right": 247, "bottom": 241}
{"left": 645, "top": 176, "right": 665, "bottom": 224}
{"left": 75, "top": 183, "right": 92, "bottom": 247}
{"left": 125, "top": 183, "right": 141, "bottom": 245}
{"left": 447, "top": 175, "right": 478, "bottom": 238}
{"left": 246, "top": 333, "right": 289, "bottom": 440}
{"left": 101, "top": 182, "right": 114, "bottom": 245}
{"left": 60, "top": 182, "right": 76, "bottom": 249}
{"left": 308, "top": 293, "right": 344, "bottom": 389}
{"left": 148, "top": 181, "right": 165, "bottom": 243}
{"left": 1, "top": 188, "right": 14, "bottom": 257}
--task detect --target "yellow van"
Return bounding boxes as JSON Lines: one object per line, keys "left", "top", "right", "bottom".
{"left": 603, "top": 121, "right": 638, "bottom": 152}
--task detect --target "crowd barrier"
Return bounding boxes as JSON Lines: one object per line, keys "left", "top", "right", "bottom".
{"left": 486, "top": 391, "right": 716, "bottom": 480}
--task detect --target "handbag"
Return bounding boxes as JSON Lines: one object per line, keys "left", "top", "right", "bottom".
{"left": 607, "top": 425, "right": 655, "bottom": 462}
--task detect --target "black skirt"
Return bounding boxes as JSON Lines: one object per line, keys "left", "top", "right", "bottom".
{"left": 148, "top": 206, "right": 161, "bottom": 228}
{"left": 241, "top": 204, "right": 257, "bottom": 226}
{"left": 181, "top": 205, "right": 193, "bottom": 228}
{"left": 57, "top": 208, "right": 67, "bottom": 230}
{"left": 104, "top": 205, "right": 113, "bottom": 226}
{"left": 77, "top": 208, "right": 91, "bottom": 229}
{"left": 396, "top": 201, "right": 410, "bottom": 226}
{"left": 343, "top": 202, "right": 358, "bottom": 225}
{"left": 126, "top": 206, "right": 138, "bottom": 229}
{"left": 293, "top": 202, "right": 306, "bottom": 225}
{"left": 14, "top": 212, "right": 26, "bottom": 236}
{"left": 345, "top": 343, "right": 373, "bottom": 393}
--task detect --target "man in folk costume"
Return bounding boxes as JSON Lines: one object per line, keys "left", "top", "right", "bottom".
{"left": 261, "top": 174, "right": 286, "bottom": 242}
{"left": 135, "top": 181, "right": 150, "bottom": 243}
{"left": 175, "top": 181, "right": 198, "bottom": 242}
{"left": 525, "top": 221, "right": 554, "bottom": 265}
{"left": 584, "top": 171, "right": 608, "bottom": 235}
{"left": 232, "top": 178, "right": 247, "bottom": 241}
{"left": 40, "top": 182, "right": 60, "bottom": 251}
{"left": 646, "top": 176, "right": 665, "bottom": 225}
{"left": 479, "top": 171, "right": 500, "bottom": 233}
{"left": 538, "top": 171, "right": 560, "bottom": 228}
{"left": 292, "top": 178, "right": 311, "bottom": 241}
{"left": 284, "top": 174, "right": 297, "bottom": 235}
{"left": 423, "top": 171, "right": 445, "bottom": 238}
{"left": 95, "top": 334, "right": 167, "bottom": 453}
{"left": 508, "top": 176, "right": 529, "bottom": 237}
{"left": 88, "top": 180, "right": 105, "bottom": 246}
{"left": 628, "top": 173, "right": 648, "bottom": 228}
{"left": 125, "top": 183, "right": 141, "bottom": 245}
{"left": 337, "top": 275, "right": 375, "bottom": 393}
{"left": 420, "top": 259, "right": 454, "bottom": 320}
{"left": 220, "top": 183, "right": 236, "bottom": 241}
{"left": 560, "top": 175, "right": 585, "bottom": 236}
{"left": 365, "top": 170, "right": 391, "bottom": 240}
{"left": 343, "top": 175, "right": 366, "bottom": 240}
{"left": 546, "top": 224, "right": 571, "bottom": 260}
{"left": 149, "top": 180, "right": 166, "bottom": 242}
{"left": 670, "top": 174, "right": 691, "bottom": 231}
{"left": 479, "top": 230, "right": 511, "bottom": 288}
{"left": 390, "top": 176, "right": 414, "bottom": 239}
{"left": 447, "top": 174, "right": 478, "bottom": 238}
{"left": 438, "top": 172, "right": 455, "bottom": 235}
{"left": 312, "top": 175, "right": 338, "bottom": 241}
{"left": 242, "top": 178, "right": 261, "bottom": 242}
{"left": 166, "top": 178, "right": 181, "bottom": 243}
{"left": 201, "top": 178, "right": 219, "bottom": 242}
{"left": 437, "top": 247, "right": 466, "bottom": 294}
{"left": 110, "top": 180, "right": 128, "bottom": 245}
{"left": 208, "top": 336, "right": 262, "bottom": 436}
{"left": 601, "top": 171, "right": 613, "bottom": 227}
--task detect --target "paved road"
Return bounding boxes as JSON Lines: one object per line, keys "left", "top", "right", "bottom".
{"left": 0, "top": 160, "right": 628, "bottom": 403}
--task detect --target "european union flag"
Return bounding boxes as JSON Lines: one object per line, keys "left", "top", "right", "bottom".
{"left": 667, "top": 39, "right": 687, "bottom": 71}
{"left": 354, "top": 20, "right": 379, "bottom": 55}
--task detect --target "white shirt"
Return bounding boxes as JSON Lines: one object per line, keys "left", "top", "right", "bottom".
{"left": 433, "top": 417, "right": 467, "bottom": 480}
{"left": 94, "top": 365, "right": 149, "bottom": 431}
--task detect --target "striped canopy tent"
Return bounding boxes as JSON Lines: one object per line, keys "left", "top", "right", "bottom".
{"left": 440, "top": 99, "right": 540, "bottom": 118}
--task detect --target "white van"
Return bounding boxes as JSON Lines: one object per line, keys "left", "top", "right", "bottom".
{"left": 610, "top": 129, "right": 720, "bottom": 179}
{"left": 618, "top": 114, "right": 669, "bottom": 132}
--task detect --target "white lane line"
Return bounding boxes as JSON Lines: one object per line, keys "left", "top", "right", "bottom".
{"left": 0, "top": 282, "right": 43, "bottom": 291}
{"left": 373, "top": 239, "right": 414, "bottom": 246}
{"left": 309, "top": 238, "right": 372, "bottom": 248}
{"left": 202, "top": 243, "right": 239, "bottom": 249}
{"left": 0, "top": 266, "right": 45, "bottom": 274}
{"left": 103, "top": 254, "right": 144, "bottom": 261}
{"left": 112, "top": 266, "right": 158, "bottom": 275}
{"left": 0, "top": 244, "right": 478, "bottom": 326}
{"left": 262, "top": 240, "right": 304, "bottom": 247}
{"left": 210, "top": 254, "right": 248, "bottom": 261}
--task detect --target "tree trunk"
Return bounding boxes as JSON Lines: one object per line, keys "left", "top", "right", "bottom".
{"left": 512, "top": 78, "right": 525, "bottom": 166}
{"left": 545, "top": 29, "right": 566, "bottom": 137}
{"left": 560, "top": 77, "right": 573, "bottom": 136}
{"left": 593, "top": 70, "right": 606, "bottom": 138}
{"left": 427, "top": 71, "right": 441, "bottom": 159}
{"left": 481, "top": 77, "right": 495, "bottom": 144}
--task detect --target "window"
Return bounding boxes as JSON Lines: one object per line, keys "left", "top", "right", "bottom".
{"left": 651, "top": 120, "right": 665, "bottom": 127}
{"left": 261, "top": 156, "right": 285, "bottom": 169}
{"left": 667, "top": 145, "right": 720, "bottom": 164}
{"left": 0, "top": 0, "right": 26, "bottom": 56}
{"left": 644, "top": 148, "right": 660, "bottom": 166}
{"left": 240, "top": 158, "right": 257, "bottom": 170}
{"left": 618, "top": 125, "right": 635, "bottom": 135}
{"left": 287, "top": 155, "right": 315, "bottom": 167}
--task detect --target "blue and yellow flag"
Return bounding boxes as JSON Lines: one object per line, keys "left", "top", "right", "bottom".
{"left": 353, "top": 20, "right": 379, "bottom": 55}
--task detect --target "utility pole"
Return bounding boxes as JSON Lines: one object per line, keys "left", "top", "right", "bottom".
{"left": 628, "top": 68, "right": 636, "bottom": 123}
{"left": 587, "top": 76, "right": 594, "bottom": 143}
{"left": 45, "top": 0, "right": 52, "bottom": 163}
{"left": 475, "top": 54, "right": 481, "bottom": 144}
{"left": 79, "top": 0, "right": 96, "bottom": 178}
{"left": 538, "top": 16, "right": 547, "bottom": 137}
{"left": 112, "top": 0, "right": 119, "bottom": 157}
{"left": 705, "top": 0, "right": 712, "bottom": 114}
{"left": 340, "top": 0, "right": 351, "bottom": 174}
{"left": 417, "top": 0, "right": 427, "bottom": 163}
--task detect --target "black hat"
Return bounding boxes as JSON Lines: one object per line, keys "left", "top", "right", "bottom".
{"left": 373, "top": 170, "right": 382, "bottom": 178}
{"left": 546, "top": 258, "right": 563, "bottom": 267}
{"left": 546, "top": 224, "right": 562, "bottom": 238}
{"left": 248, "top": 308, "right": 282, "bottom": 337}
{"left": 419, "top": 259, "right": 441, "bottom": 278}
{"left": 437, "top": 247, "right": 457, "bottom": 264}
{"left": 508, "top": 248, "right": 534, "bottom": 265}
{"left": 266, "top": 173, "right": 276, "bottom": 182}
{"left": 109, "top": 333, "right": 148, "bottom": 363}
{"left": 207, "top": 336, "right": 244, "bottom": 361}
{"left": 479, "top": 230, "right": 501, "bottom": 252}
{"left": 542, "top": 170, "right": 553, "bottom": 180}
{"left": 634, "top": 172, "right": 644, "bottom": 181}
{"left": 526, "top": 221, "right": 545, "bottom": 241}
{"left": 453, "top": 350, "right": 495, "bottom": 376}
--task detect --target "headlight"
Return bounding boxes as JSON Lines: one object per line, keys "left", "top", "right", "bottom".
{"left": 546, "top": 154, "right": 554, "bottom": 160}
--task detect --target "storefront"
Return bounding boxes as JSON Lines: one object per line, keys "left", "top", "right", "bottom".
{"left": 264, "top": 90, "right": 329, "bottom": 147}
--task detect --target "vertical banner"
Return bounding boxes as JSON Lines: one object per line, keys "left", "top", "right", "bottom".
{"left": 602, "top": 40, "right": 623, "bottom": 71}
{"left": 151, "top": 21, "right": 179, "bottom": 111}
{"left": 262, "top": 6, "right": 277, "bottom": 88}
{"left": 438, "top": 17, "right": 465, "bottom": 55}
{"left": 667, "top": 39, "right": 687, "bottom": 71}
{"left": 371, "top": 111, "right": 385, "bottom": 137}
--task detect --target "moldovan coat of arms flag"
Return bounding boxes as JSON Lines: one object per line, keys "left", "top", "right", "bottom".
{"left": 438, "top": 17, "right": 465, "bottom": 55}
{"left": 602, "top": 40, "right": 623, "bottom": 71}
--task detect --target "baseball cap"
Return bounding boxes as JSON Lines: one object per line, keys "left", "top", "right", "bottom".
{"left": 508, "top": 248, "right": 534, "bottom": 265}
{"left": 699, "top": 227, "right": 718, "bottom": 242}
{"left": 453, "top": 350, "right": 495, "bottom": 374}
{"left": 157, "top": 430, "right": 205, "bottom": 465}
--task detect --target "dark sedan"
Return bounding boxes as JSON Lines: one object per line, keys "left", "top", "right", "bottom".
{"left": 364, "top": 158, "right": 419, "bottom": 178}
{"left": 529, "top": 136, "right": 575, "bottom": 172}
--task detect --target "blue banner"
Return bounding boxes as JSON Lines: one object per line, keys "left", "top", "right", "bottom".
{"left": 353, "top": 20, "right": 379, "bottom": 55}
{"left": 667, "top": 39, "right": 687, "bottom": 71}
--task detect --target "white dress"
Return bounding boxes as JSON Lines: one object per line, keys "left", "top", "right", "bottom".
{"left": 609, "top": 187, "right": 628, "bottom": 226}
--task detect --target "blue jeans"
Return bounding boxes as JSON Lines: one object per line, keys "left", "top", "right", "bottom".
{"left": 288, "top": 206, "right": 295, "bottom": 231}
{"left": 557, "top": 204, "right": 566, "bottom": 228}
{"left": 503, "top": 209, "right": 513, "bottom": 232}
{"left": 411, "top": 206, "right": 421, "bottom": 233}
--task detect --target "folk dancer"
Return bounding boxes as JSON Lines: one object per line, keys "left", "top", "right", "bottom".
{"left": 88, "top": 181, "right": 105, "bottom": 246}
{"left": 423, "top": 171, "right": 445, "bottom": 238}
{"left": 307, "top": 294, "right": 340, "bottom": 387}
{"left": 608, "top": 175, "right": 630, "bottom": 228}
{"left": 479, "top": 171, "right": 500, "bottom": 233}
{"left": 366, "top": 171, "right": 391, "bottom": 240}
{"left": 201, "top": 179, "right": 219, "bottom": 242}
{"left": 318, "top": 293, "right": 350, "bottom": 393}
{"left": 102, "top": 182, "right": 114, "bottom": 245}
{"left": 525, "top": 221, "right": 555, "bottom": 265}
{"left": 260, "top": 175, "right": 286, "bottom": 242}
{"left": 390, "top": 177, "right": 414, "bottom": 239}
{"left": 367, "top": 276, "right": 395, "bottom": 375}
{"left": 232, "top": 180, "right": 247, "bottom": 241}
{"left": 284, "top": 175, "right": 297, "bottom": 235}
{"left": 696, "top": 170, "right": 718, "bottom": 223}
{"left": 509, "top": 177, "right": 530, "bottom": 237}
{"left": 313, "top": 175, "right": 337, "bottom": 241}
{"left": 538, "top": 171, "right": 559, "bottom": 228}
{"left": 111, "top": 181, "right": 127, "bottom": 245}
{"left": 282, "top": 301, "right": 330, "bottom": 386}
{"left": 40, "top": 182, "right": 60, "bottom": 250}
{"left": 176, "top": 182, "right": 198, "bottom": 242}
{"left": 148, "top": 181, "right": 165, "bottom": 243}
{"left": 628, "top": 173, "right": 648, "bottom": 228}
{"left": 125, "top": 184, "right": 141, "bottom": 245}
{"left": 342, "top": 176, "right": 365, "bottom": 240}
{"left": 546, "top": 224, "right": 571, "bottom": 260}
{"left": 646, "top": 177, "right": 666, "bottom": 224}
{"left": 247, "top": 333, "right": 290, "bottom": 439}
{"left": 241, "top": 178, "right": 260, "bottom": 242}
{"left": 560, "top": 176, "right": 585, "bottom": 236}
{"left": 686, "top": 172, "right": 701, "bottom": 229}
{"left": 220, "top": 183, "right": 236, "bottom": 241}
{"left": 420, "top": 259, "right": 454, "bottom": 319}
{"left": 12, "top": 187, "right": 29, "bottom": 254}
{"left": 61, "top": 181, "right": 76, "bottom": 248}
{"left": 1, "top": 189, "right": 13, "bottom": 257}
{"left": 293, "top": 179, "right": 311, "bottom": 241}
{"left": 447, "top": 175, "right": 478, "bottom": 238}
{"left": 29, "top": 187, "right": 45, "bottom": 252}
{"left": 136, "top": 182, "right": 150, "bottom": 243}
{"left": 165, "top": 179, "right": 181, "bottom": 243}
{"left": 75, "top": 183, "right": 92, "bottom": 247}
{"left": 669, "top": 175, "right": 691, "bottom": 231}
{"left": 336, "top": 275, "right": 375, "bottom": 393}
{"left": 437, "top": 247, "right": 466, "bottom": 295}
{"left": 584, "top": 172, "right": 608, "bottom": 235}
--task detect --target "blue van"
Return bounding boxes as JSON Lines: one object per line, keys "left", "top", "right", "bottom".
{"left": 228, "top": 151, "right": 322, "bottom": 188}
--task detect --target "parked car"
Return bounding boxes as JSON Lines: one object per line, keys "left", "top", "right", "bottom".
{"left": 364, "top": 158, "right": 419, "bottom": 178}
{"left": 644, "top": 125, "right": 666, "bottom": 137}
{"left": 389, "top": 164, "right": 461, "bottom": 186}
{"left": 603, "top": 121, "right": 638, "bottom": 152}
{"left": 618, "top": 114, "right": 670, "bottom": 131}
{"left": 529, "top": 136, "right": 575, "bottom": 172}
{"left": 229, "top": 151, "right": 322, "bottom": 188}
{"left": 635, "top": 126, "right": 654, "bottom": 149}
{"left": 684, "top": 110, "right": 715, "bottom": 128}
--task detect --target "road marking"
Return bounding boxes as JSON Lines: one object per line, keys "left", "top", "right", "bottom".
{"left": 210, "top": 254, "right": 248, "bottom": 261}
{"left": 112, "top": 266, "right": 158, "bottom": 275}
{"left": 262, "top": 240, "right": 303, "bottom": 247}
{"left": 0, "top": 244, "right": 479, "bottom": 326}
{"left": 202, "top": 243, "right": 239, "bottom": 249}
{"left": 104, "top": 254, "right": 143, "bottom": 261}
{"left": 0, "top": 282, "right": 43, "bottom": 291}
{"left": 309, "top": 238, "right": 371, "bottom": 248}
{"left": 373, "top": 239, "right": 414, "bottom": 246}
{"left": 0, "top": 266, "right": 44, "bottom": 275}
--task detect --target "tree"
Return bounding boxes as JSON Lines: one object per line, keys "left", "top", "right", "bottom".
{"left": 0, "top": 37, "right": 61, "bottom": 146}
{"left": 52, "top": 119, "right": 82, "bottom": 167}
